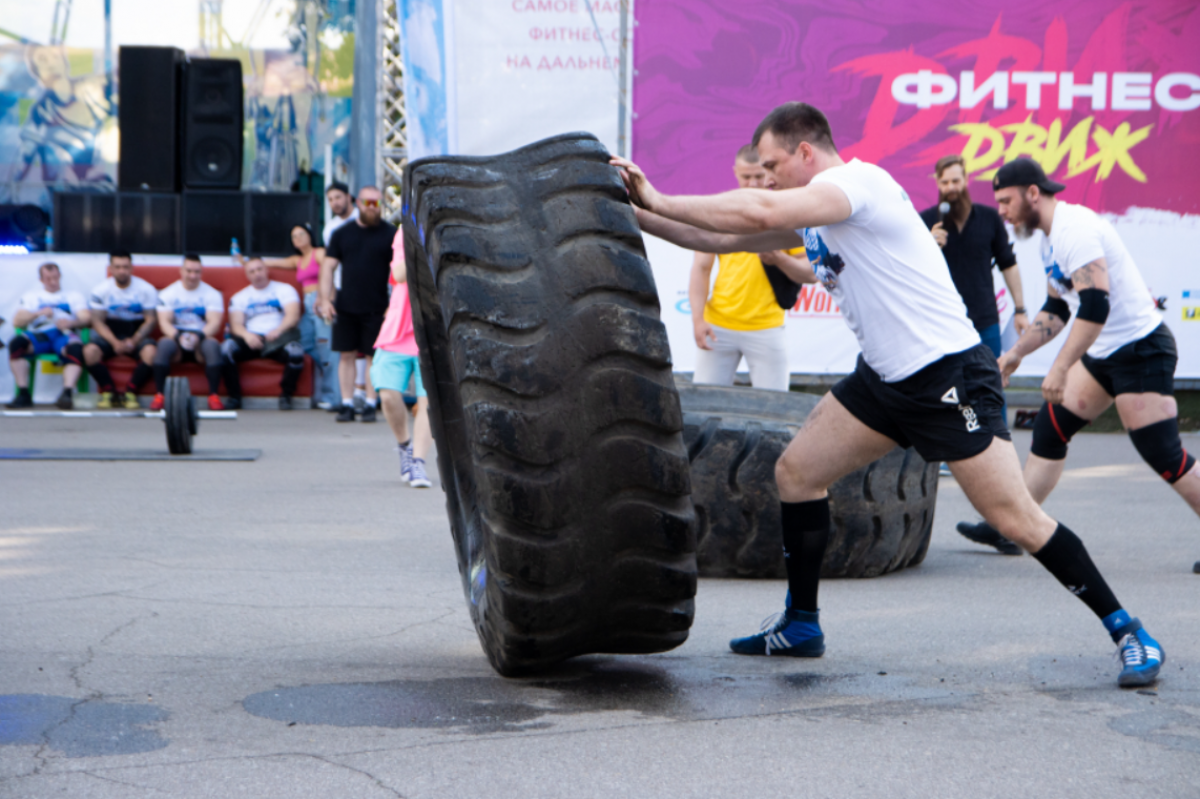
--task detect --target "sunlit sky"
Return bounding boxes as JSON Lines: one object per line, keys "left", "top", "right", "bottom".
{"left": 0, "top": 0, "right": 295, "bottom": 51}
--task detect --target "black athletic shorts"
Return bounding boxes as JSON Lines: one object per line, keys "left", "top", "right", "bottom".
{"left": 95, "top": 336, "right": 155, "bottom": 361}
{"left": 332, "top": 310, "right": 384, "bottom": 355}
{"left": 1081, "top": 323, "right": 1176, "bottom": 397}
{"left": 831, "top": 343, "right": 1011, "bottom": 463}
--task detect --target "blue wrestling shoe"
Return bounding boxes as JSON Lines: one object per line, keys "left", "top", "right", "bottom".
{"left": 1113, "top": 618, "right": 1163, "bottom": 688}
{"left": 730, "top": 608, "right": 825, "bottom": 657}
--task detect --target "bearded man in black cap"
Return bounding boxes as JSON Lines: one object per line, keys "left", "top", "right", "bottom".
{"left": 957, "top": 158, "right": 1200, "bottom": 575}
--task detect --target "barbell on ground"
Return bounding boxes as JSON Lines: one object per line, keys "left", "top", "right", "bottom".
{"left": 1, "top": 377, "right": 232, "bottom": 455}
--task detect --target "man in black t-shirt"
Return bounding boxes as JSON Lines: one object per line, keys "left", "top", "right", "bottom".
{"left": 920, "top": 155, "right": 1029, "bottom": 359}
{"left": 318, "top": 185, "right": 397, "bottom": 422}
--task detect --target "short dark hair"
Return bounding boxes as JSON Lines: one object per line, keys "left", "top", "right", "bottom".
{"left": 109, "top": 250, "right": 132, "bottom": 262}
{"left": 38, "top": 261, "right": 60, "bottom": 276}
{"left": 934, "top": 154, "right": 966, "bottom": 179}
{"left": 752, "top": 102, "right": 836, "bottom": 154}
{"left": 326, "top": 181, "right": 350, "bottom": 195}
{"left": 735, "top": 144, "right": 759, "bottom": 164}
{"left": 183, "top": 252, "right": 202, "bottom": 264}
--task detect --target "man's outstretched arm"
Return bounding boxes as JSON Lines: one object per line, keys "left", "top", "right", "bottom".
{"left": 612, "top": 157, "right": 852, "bottom": 234}
{"left": 635, "top": 208, "right": 803, "bottom": 254}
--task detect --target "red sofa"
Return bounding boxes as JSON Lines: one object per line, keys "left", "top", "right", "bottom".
{"left": 105, "top": 266, "right": 313, "bottom": 398}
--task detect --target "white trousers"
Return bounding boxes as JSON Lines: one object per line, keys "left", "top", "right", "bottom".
{"left": 692, "top": 324, "right": 789, "bottom": 391}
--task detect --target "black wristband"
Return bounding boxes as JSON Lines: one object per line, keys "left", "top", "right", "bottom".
{"left": 1041, "top": 297, "right": 1071, "bottom": 323}
{"left": 1013, "top": 307, "right": 1027, "bottom": 315}
{"left": 1077, "top": 288, "right": 1110, "bottom": 324}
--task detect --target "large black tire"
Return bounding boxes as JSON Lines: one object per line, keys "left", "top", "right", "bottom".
{"left": 164, "top": 376, "right": 194, "bottom": 455}
{"left": 679, "top": 384, "right": 938, "bottom": 579}
{"left": 402, "top": 133, "right": 697, "bottom": 676}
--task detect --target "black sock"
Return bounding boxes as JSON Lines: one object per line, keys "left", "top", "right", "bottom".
{"left": 128, "top": 362, "right": 152, "bottom": 393}
{"left": 781, "top": 498, "right": 831, "bottom": 613}
{"left": 87, "top": 362, "right": 115, "bottom": 393}
{"left": 1033, "top": 523, "right": 1122, "bottom": 620}
{"left": 153, "top": 363, "right": 168, "bottom": 393}
{"left": 206, "top": 363, "right": 224, "bottom": 396}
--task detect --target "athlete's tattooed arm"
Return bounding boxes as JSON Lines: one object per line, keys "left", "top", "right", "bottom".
{"left": 1037, "top": 257, "right": 1108, "bottom": 402}
{"left": 1069, "top": 257, "right": 1110, "bottom": 292}
{"left": 996, "top": 282, "right": 1068, "bottom": 386}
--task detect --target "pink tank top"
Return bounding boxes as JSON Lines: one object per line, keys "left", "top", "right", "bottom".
{"left": 296, "top": 253, "right": 321, "bottom": 288}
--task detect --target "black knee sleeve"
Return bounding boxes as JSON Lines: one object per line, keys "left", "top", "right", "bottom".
{"left": 1129, "top": 418, "right": 1196, "bottom": 484}
{"left": 1030, "top": 403, "right": 1089, "bottom": 460}
{"left": 62, "top": 342, "right": 84, "bottom": 366}
{"left": 9, "top": 335, "right": 31, "bottom": 359}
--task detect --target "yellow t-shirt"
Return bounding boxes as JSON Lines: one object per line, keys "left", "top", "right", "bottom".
{"left": 704, "top": 248, "right": 805, "bottom": 331}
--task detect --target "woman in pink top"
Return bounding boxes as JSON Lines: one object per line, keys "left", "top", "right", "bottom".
{"left": 370, "top": 228, "right": 434, "bottom": 487}
{"left": 238, "top": 224, "right": 337, "bottom": 407}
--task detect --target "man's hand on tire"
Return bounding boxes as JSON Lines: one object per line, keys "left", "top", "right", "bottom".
{"left": 609, "top": 156, "right": 662, "bottom": 212}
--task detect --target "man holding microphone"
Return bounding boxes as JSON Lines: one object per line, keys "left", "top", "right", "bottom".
{"left": 920, "top": 154, "right": 1029, "bottom": 360}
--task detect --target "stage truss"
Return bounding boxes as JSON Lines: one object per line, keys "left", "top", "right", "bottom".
{"left": 377, "top": 0, "right": 407, "bottom": 225}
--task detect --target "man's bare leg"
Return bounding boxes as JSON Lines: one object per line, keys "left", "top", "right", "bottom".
{"left": 732, "top": 392, "right": 896, "bottom": 657}
{"left": 959, "top": 362, "right": 1111, "bottom": 551}
{"left": 338, "top": 352, "right": 357, "bottom": 405}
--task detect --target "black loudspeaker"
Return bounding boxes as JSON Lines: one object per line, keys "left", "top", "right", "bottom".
{"left": 249, "top": 192, "right": 318, "bottom": 255}
{"left": 53, "top": 193, "right": 116, "bottom": 252}
{"left": 117, "top": 46, "right": 184, "bottom": 192}
{"left": 52, "top": 192, "right": 180, "bottom": 253}
{"left": 182, "top": 191, "right": 245, "bottom": 253}
{"left": 0, "top": 204, "right": 50, "bottom": 250}
{"left": 182, "top": 59, "right": 244, "bottom": 189}
{"left": 116, "top": 193, "right": 180, "bottom": 253}
{"left": 181, "top": 191, "right": 318, "bottom": 255}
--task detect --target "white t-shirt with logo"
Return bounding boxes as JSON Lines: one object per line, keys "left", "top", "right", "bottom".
{"left": 1041, "top": 201, "right": 1161, "bottom": 359}
{"left": 229, "top": 281, "right": 301, "bottom": 335}
{"left": 18, "top": 288, "right": 88, "bottom": 334}
{"left": 157, "top": 280, "right": 225, "bottom": 333}
{"left": 88, "top": 276, "right": 159, "bottom": 322}
{"left": 801, "top": 159, "right": 980, "bottom": 382}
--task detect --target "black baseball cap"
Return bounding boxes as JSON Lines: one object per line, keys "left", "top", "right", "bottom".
{"left": 993, "top": 158, "right": 1065, "bottom": 194}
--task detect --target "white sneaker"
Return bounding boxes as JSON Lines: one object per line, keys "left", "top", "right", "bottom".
{"left": 409, "top": 458, "right": 432, "bottom": 488}
{"left": 398, "top": 442, "right": 413, "bottom": 483}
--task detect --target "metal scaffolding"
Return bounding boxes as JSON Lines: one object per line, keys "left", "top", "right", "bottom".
{"left": 377, "top": 0, "right": 407, "bottom": 224}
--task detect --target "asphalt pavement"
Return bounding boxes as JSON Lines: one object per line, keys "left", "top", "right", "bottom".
{"left": 1, "top": 410, "right": 1198, "bottom": 798}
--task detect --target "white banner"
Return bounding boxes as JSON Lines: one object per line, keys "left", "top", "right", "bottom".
{"left": 406, "top": 0, "right": 627, "bottom": 160}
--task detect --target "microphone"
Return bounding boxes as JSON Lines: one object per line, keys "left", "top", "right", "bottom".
{"left": 938, "top": 201, "right": 950, "bottom": 223}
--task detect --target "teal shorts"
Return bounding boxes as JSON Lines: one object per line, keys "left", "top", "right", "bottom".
{"left": 370, "top": 350, "right": 426, "bottom": 397}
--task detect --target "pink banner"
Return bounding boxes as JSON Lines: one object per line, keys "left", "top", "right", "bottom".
{"left": 632, "top": 0, "right": 1200, "bottom": 215}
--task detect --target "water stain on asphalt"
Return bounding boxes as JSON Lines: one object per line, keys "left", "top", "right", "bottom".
{"left": 1029, "top": 655, "right": 1200, "bottom": 754}
{"left": 0, "top": 694, "right": 168, "bottom": 757}
{"left": 242, "top": 658, "right": 957, "bottom": 733}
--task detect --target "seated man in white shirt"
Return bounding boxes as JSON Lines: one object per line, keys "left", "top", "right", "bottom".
{"left": 4, "top": 261, "right": 90, "bottom": 407}
{"left": 6, "top": 261, "right": 90, "bottom": 409}
{"left": 221, "top": 257, "right": 304, "bottom": 410}
{"left": 82, "top": 250, "right": 159, "bottom": 409}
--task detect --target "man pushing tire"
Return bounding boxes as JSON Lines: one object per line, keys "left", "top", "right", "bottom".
{"left": 614, "top": 102, "right": 1164, "bottom": 688}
